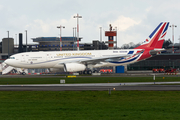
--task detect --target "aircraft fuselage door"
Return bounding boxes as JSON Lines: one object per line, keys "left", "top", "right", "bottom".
{"left": 46, "top": 54, "right": 51, "bottom": 60}
{"left": 21, "top": 54, "right": 25, "bottom": 62}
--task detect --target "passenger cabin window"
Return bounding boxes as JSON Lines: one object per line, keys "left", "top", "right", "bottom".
{"left": 10, "top": 57, "right": 15, "bottom": 59}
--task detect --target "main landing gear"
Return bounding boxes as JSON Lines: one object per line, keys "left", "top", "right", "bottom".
{"left": 79, "top": 69, "right": 98, "bottom": 75}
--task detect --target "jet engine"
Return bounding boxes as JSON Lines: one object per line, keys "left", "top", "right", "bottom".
{"left": 64, "top": 63, "right": 86, "bottom": 72}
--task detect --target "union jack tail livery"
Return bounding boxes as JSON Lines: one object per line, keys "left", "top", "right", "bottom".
{"left": 136, "top": 22, "right": 169, "bottom": 49}
{"left": 135, "top": 22, "right": 169, "bottom": 61}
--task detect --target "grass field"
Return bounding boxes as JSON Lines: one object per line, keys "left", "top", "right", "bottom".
{"left": 1, "top": 76, "right": 180, "bottom": 119}
{"left": 0, "top": 91, "right": 180, "bottom": 120}
{"left": 0, "top": 76, "right": 180, "bottom": 84}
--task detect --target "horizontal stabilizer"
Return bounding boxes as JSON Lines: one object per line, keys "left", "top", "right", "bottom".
{"left": 149, "top": 49, "right": 166, "bottom": 55}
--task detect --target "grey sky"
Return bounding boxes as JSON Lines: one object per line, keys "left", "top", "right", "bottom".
{"left": 0, "top": 0, "right": 180, "bottom": 47}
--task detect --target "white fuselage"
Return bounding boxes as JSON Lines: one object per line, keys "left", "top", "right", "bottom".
{"left": 5, "top": 49, "right": 143, "bottom": 69}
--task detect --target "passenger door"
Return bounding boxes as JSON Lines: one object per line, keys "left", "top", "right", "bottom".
{"left": 46, "top": 54, "right": 51, "bottom": 61}
{"left": 21, "top": 54, "right": 25, "bottom": 62}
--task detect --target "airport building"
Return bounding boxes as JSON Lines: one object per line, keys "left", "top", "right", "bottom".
{"left": 32, "top": 37, "right": 108, "bottom": 51}
{"left": 32, "top": 37, "right": 81, "bottom": 51}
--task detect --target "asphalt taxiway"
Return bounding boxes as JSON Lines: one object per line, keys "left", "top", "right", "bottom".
{"left": 1, "top": 85, "right": 180, "bottom": 91}
{"left": 1, "top": 82, "right": 180, "bottom": 91}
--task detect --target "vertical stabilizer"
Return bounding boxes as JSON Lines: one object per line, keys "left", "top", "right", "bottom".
{"left": 135, "top": 22, "right": 169, "bottom": 49}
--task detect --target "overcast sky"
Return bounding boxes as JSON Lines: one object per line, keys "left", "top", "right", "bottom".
{"left": 1, "top": 0, "right": 180, "bottom": 47}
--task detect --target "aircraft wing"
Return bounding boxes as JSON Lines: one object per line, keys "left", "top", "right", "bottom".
{"left": 79, "top": 49, "right": 144, "bottom": 64}
{"left": 78, "top": 54, "right": 133, "bottom": 64}
{"left": 58, "top": 50, "right": 144, "bottom": 65}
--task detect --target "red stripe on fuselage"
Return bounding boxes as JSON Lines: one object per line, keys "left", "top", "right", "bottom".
{"left": 137, "top": 49, "right": 151, "bottom": 61}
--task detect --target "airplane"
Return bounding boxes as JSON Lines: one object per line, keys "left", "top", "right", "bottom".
{"left": 4, "top": 22, "right": 169, "bottom": 74}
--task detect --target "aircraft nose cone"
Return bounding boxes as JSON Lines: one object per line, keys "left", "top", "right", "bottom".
{"left": 4, "top": 59, "right": 11, "bottom": 66}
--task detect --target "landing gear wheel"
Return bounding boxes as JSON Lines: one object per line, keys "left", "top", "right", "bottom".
{"left": 22, "top": 72, "right": 26, "bottom": 75}
{"left": 88, "top": 70, "right": 92, "bottom": 74}
{"left": 83, "top": 71, "right": 88, "bottom": 74}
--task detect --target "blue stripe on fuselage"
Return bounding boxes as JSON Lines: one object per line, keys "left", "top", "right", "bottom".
{"left": 128, "top": 51, "right": 134, "bottom": 54}
{"left": 109, "top": 55, "right": 140, "bottom": 64}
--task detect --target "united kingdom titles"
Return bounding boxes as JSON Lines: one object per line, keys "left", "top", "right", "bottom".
{"left": 56, "top": 52, "right": 92, "bottom": 56}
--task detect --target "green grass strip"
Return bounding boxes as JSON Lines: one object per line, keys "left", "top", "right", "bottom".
{"left": 0, "top": 76, "right": 180, "bottom": 84}
{"left": 0, "top": 91, "right": 180, "bottom": 120}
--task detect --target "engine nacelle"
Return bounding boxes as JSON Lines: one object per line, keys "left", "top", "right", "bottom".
{"left": 64, "top": 63, "right": 86, "bottom": 72}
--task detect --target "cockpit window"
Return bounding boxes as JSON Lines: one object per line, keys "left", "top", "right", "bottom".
{"left": 10, "top": 57, "right": 15, "bottom": 59}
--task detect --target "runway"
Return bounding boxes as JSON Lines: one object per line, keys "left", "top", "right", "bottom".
{"left": 1, "top": 82, "right": 180, "bottom": 91}
{"left": 1, "top": 85, "right": 180, "bottom": 91}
